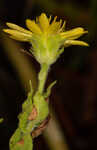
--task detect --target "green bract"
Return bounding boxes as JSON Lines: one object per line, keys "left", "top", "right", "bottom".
{"left": 30, "top": 34, "right": 64, "bottom": 65}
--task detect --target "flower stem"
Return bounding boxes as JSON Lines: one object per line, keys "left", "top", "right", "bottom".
{"left": 38, "top": 63, "right": 49, "bottom": 94}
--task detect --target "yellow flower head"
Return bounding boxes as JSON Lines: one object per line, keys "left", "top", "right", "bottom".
{"left": 3, "top": 13, "right": 88, "bottom": 65}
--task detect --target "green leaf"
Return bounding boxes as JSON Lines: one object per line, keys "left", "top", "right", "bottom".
{"left": 44, "top": 80, "right": 57, "bottom": 98}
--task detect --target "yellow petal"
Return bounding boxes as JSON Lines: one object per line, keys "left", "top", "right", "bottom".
{"left": 64, "top": 40, "right": 89, "bottom": 47}
{"left": 38, "top": 13, "right": 49, "bottom": 32}
{"left": 26, "top": 19, "right": 42, "bottom": 34}
{"left": 68, "top": 40, "right": 89, "bottom": 46}
{"left": 3, "top": 29, "right": 32, "bottom": 41}
{"left": 9, "top": 35, "right": 29, "bottom": 41}
{"left": 6, "top": 23, "right": 32, "bottom": 35}
{"left": 61, "top": 27, "right": 88, "bottom": 40}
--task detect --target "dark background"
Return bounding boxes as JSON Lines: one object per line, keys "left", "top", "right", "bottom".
{"left": 0, "top": 0, "right": 97, "bottom": 150}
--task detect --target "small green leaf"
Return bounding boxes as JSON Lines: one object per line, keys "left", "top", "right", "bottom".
{"left": 44, "top": 80, "right": 57, "bottom": 98}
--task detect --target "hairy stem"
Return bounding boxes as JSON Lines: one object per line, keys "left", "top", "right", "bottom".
{"left": 38, "top": 63, "right": 49, "bottom": 94}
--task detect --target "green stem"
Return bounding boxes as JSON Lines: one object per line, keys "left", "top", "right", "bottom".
{"left": 38, "top": 63, "right": 49, "bottom": 94}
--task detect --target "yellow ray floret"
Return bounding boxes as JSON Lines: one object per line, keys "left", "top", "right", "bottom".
{"left": 3, "top": 29, "right": 32, "bottom": 41}
{"left": 64, "top": 40, "right": 89, "bottom": 47}
{"left": 26, "top": 19, "right": 42, "bottom": 34}
{"left": 60, "top": 27, "right": 88, "bottom": 40}
{"left": 38, "top": 13, "right": 49, "bottom": 32}
{"left": 3, "top": 13, "right": 88, "bottom": 47}
{"left": 6, "top": 22, "right": 32, "bottom": 35}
